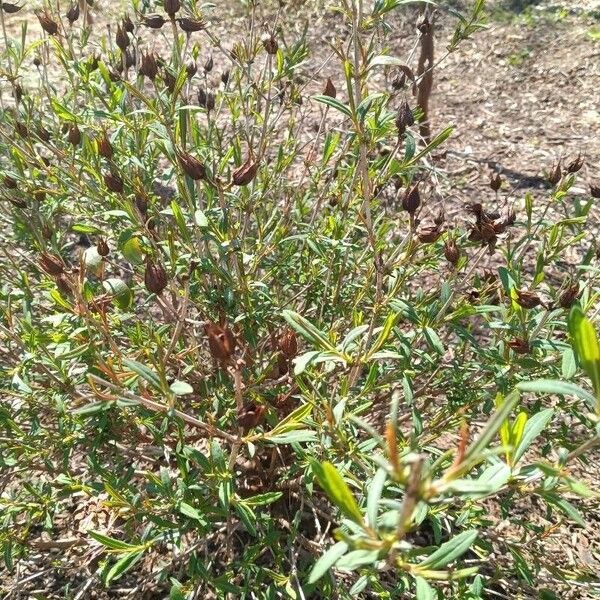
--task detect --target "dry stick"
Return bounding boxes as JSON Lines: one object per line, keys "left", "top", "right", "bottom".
{"left": 416, "top": 7, "right": 434, "bottom": 144}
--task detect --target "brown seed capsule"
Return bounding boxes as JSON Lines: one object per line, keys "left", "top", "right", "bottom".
{"left": 123, "top": 14, "right": 134, "bottom": 33}
{"left": 323, "top": 77, "right": 336, "bottom": 99}
{"left": 237, "top": 403, "right": 266, "bottom": 432}
{"left": 566, "top": 154, "right": 584, "bottom": 174}
{"left": 33, "top": 55, "right": 42, "bottom": 67}
{"left": 36, "top": 126, "right": 51, "bottom": 142}
{"left": 547, "top": 162, "right": 562, "bottom": 185}
{"left": 401, "top": 182, "right": 420, "bottom": 214}
{"left": 66, "top": 3, "right": 79, "bottom": 24}
{"left": 444, "top": 238, "right": 460, "bottom": 265}
{"left": 178, "top": 152, "right": 206, "bottom": 181}
{"left": 142, "top": 14, "right": 166, "bottom": 29}
{"left": 197, "top": 87, "right": 215, "bottom": 110}
{"left": 278, "top": 328, "right": 298, "bottom": 360}
{"left": 490, "top": 172, "right": 502, "bottom": 192}
{"left": 396, "top": 99, "right": 414, "bottom": 138}
{"left": 97, "top": 238, "right": 110, "bottom": 257}
{"left": 144, "top": 259, "right": 168, "bottom": 295}
{"left": 135, "top": 191, "right": 149, "bottom": 216}
{"left": 203, "top": 55, "right": 213, "bottom": 73}
{"left": 515, "top": 289, "right": 542, "bottom": 310}
{"left": 13, "top": 84, "right": 23, "bottom": 104}
{"left": 104, "top": 170, "right": 124, "bottom": 193}
{"left": 67, "top": 124, "right": 81, "bottom": 146}
{"left": 433, "top": 208, "right": 445, "bottom": 227}
{"left": 417, "top": 226, "right": 441, "bottom": 244}
{"left": 164, "top": 0, "right": 181, "bottom": 17}
{"left": 55, "top": 274, "right": 73, "bottom": 297}
{"left": 204, "top": 321, "right": 236, "bottom": 363}
{"left": 115, "top": 24, "right": 130, "bottom": 51}
{"left": 261, "top": 32, "right": 278, "bottom": 55}
{"left": 163, "top": 68, "right": 176, "bottom": 94}
{"left": 39, "top": 252, "right": 65, "bottom": 275}
{"left": 8, "top": 196, "right": 27, "bottom": 208}
{"left": 221, "top": 70, "right": 230, "bottom": 85}
{"left": 559, "top": 283, "right": 580, "bottom": 309}
{"left": 34, "top": 190, "right": 46, "bottom": 202}
{"left": 507, "top": 337, "right": 530, "bottom": 355}
{"left": 177, "top": 17, "right": 204, "bottom": 32}
{"left": 591, "top": 184, "right": 600, "bottom": 199}
{"left": 125, "top": 49, "right": 136, "bottom": 69}
{"left": 186, "top": 60, "right": 197, "bottom": 79}
{"left": 139, "top": 52, "right": 158, "bottom": 80}
{"left": 3, "top": 175, "right": 18, "bottom": 189}
{"left": 37, "top": 11, "right": 59, "bottom": 35}
{"left": 15, "top": 122, "right": 28, "bottom": 138}
{"left": 2, "top": 2, "right": 24, "bottom": 14}
{"left": 232, "top": 156, "right": 259, "bottom": 186}
{"left": 97, "top": 132, "right": 113, "bottom": 159}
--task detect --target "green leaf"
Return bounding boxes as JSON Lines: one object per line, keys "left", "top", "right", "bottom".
{"left": 179, "top": 502, "right": 204, "bottom": 521}
{"left": 336, "top": 549, "right": 380, "bottom": 570}
{"left": 121, "top": 235, "right": 144, "bottom": 265}
{"left": 415, "top": 576, "right": 437, "bottom": 600}
{"left": 242, "top": 491, "right": 283, "bottom": 506}
{"left": 561, "top": 348, "right": 576, "bottom": 379}
{"left": 103, "top": 278, "right": 133, "bottom": 310}
{"left": 311, "top": 461, "right": 364, "bottom": 526}
{"left": 513, "top": 409, "right": 554, "bottom": 463}
{"left": 123, "top": 359, "right": 163, "bottom": 392}
{"left": 419, "top": 530, "right": 478, "bottom": 569}
{"left": 267, "top": 402, "right": 312, "bottom": 437}
{"left": 104, "top": 551, "right": 144, "bottom": 585}
{"left": 88, "top": 531, "right": 145, "bottom": 552}
{"left": 308, "top": 541, "right": 348, "bottom": 584}
{"left": 195, "top": 209, "right": 209, "bottom": 227}
{"left": 170, "top": 380, "right": 194, "bottom": 395}
{"left": 569, "top": 306, "right": 600, "bottom": 407}
{"left": 367, "top": 468, "right": 387, "bottom": 527}
{"left": 311, "top": 95, "right": 353, "bottom": 119}
{"left": 517, "top": 379, "right": 596, "bottom": 411}
{"left": 282, "top": 310, "right": 339, "bottom": 354}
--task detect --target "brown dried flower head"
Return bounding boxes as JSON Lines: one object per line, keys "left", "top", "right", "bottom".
{"left": 104, "top": 170, "right": 124, "bottom": 193}
{"left": 37, "top": 10, "right": 59, "bottom": 35}
{"left": 507, "top": 337, "right": 530, "bottom": 355}
{"left": 164, "top": 0, "right": 181, "bottom": 18}
{"left": 559, "top": 283, "right": 580, "bottom": 309}
{"left": 444, "top": 238, "right": 460, "bottom": 266}
{"left": 490, "top": 172, "right": 502, "bottom": 192}
{"left": 67, "top": 124, "right": 81, "bottom": 146}
{"left": 178, "top": 152, "right": 206, "bottom": 181}
{"left": 66, "top": 3, "right": 80, "bottom": 24}
{"left": 139, "top": 52, "right": 158, "bottom": 80}
{"left": 323, "top": 77, "right": 336, "bottom": 99}
{"left": 142, "top": 14, "right": 166, "bottom": 29}
{"left": 177, "top": 17, "right": 204, "bottom": 32}
{"left": 237, "top": 403, "right": 266, "bottom": 432}
{"left": 515, "top": 289, "right": 542, "bottom": 310}
{"left": 97, "top": 132, "right": 113, "bottom": 159}
{"left": 2, "top": 2, "right": 24, "bottom": 14}
{"left": 278, "top": 328, "right": 298, "bottom": 360}
{"left": 566, "top": 154, "right": 584, "bottom": 174}
{"left": 39, "top": 252, "right": 65, "bottom": 276}
{"left": 261, "top": 32, "right": 278, "bottom": 55}
{"left": 186, "top": 60, "right": 197, "bottom": 79}
{"left": 547, "top": 162, "right": 562, "bottom": 185}
{"left": 232, "top": 156, "right": 259, "bottom": 186}
{"left": 203, "top": 55, "right": 213, "bottom": 73}
{"left": 144, "top": 259, "right": 168, "bottom": 295}
{"left": 115, "top": 24, "right": 130, "bottom": 51}
{"left": 395, "top": 99, "right": 414, "bottom": 138}
{"left": 401, "top": 182, "right": 420, "bottom": 214}
{"left": 204, "top": 321, "right": 236, "bottom": 363}
{"left": 96, "top": 238, "right": 110, "bottom": 257}
{"left": 591, "top": 184, "right": 600, "bottom": 199}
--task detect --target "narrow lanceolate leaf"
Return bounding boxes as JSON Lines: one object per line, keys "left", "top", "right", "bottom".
{"left": 282, "top": 310, "right": 339, "bottom": 354}
{"left": 367, "top": 468, "right": 388, "bottom": 528}
{"left": 517, "top": 380, "right": 596, "bottom": 412}
{"left": 311, "top": 95, "right": 352, "bottom": 119}
{"left": 419, "top": 529, "right": 478, "bottom": 569}
{"left": 88, "top": 531, "right": 147, "bottom": 553}
{"left": 122, "top": 359, "right": 163, "bottom": 392}
{"left": 513, "top": 408, "right": 554, "bottom": 464}
{"left": 568, "top": 306, "right": 600, "bottom": 409}
{"left": 308, "top": 541, "right": 348, "bottom": 584}
{"left": 267, "top": 402, "right": 312, "bottom": 436}
{"left": 311, "top": 461, "right": 364, "bottom": 526}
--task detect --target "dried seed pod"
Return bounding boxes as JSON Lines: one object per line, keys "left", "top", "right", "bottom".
{"left": 104, "top": 170, "right": 124, "bottom": 193}
{"left": 33, "top": 55, "right": 42, "bottom": 67}
{"left": 8, "top": 196, "right": 27, "bottom": 208}
{"left": 391, "top": 70, "right": 407, "bottom": 91}
{"left": 178, "top": 152, "right": 206, "bottom": 181}
{"left": 566, "top": 154, "right": 584, "bottom": 173}
{"left": 115, "top": 24, "right": 130, "bottom": 51}
{"left": 505, "top": 207, "right": 516, "bottom": 226}
{"left": 515, "top": 289, "right": 542, "bottom": 310}
{"left": 66, "top": 3, "right": 80, "bottom": 23}
{"left": 97, "top": 132, "right": 113, "bottom": 159}
{"left": 122, "top": 14, "right": 134, "bottom": 33}
{"left": 417, "top": 226, "right": 441, "bottom": 244}
{"left": 13, "top": 83, "right": 23, "bottom": 103}
{"left": 197, "top": 87, "right": 215, "bottom": 110}
{"left": 204, "top": 321, "right": 236, "bottom": 363}
{"left": 490, "top": 172, "right": 502, "bottom": 192}
{"left": 36, "top": 125, "right": 51, "bottom": 142}
{"left": 2, "top": 2, "right": 24, "bottom": 14}
{"left": 186, "top": 60, "right": 197, "bottom": 79}
{"left": 142, "top": 14, "right": 166, "bottom": 29}
{"left": 39, "top": 252, "right": 65, "bottom": 275}
{"left": 237, "top": 403, "right": 266, "bottom": 432}
{"left": 55, "top": 274, "right": 73, "bottom": 297}
{"left": 139, "top": 52, "right": 158, "bottom": 80}
{"left": 177, "top": 17, "right": 204, "bottom": 32}
{"left": 401, "top": 182, "right": 420, "bottom": 214}
{"left": 144, "top": 259, "right": 168, "bottom": 295}
{"left": 261, "top": 32, "right": 278, "bottom": 55}
{"left": 135, "top": 190, "right": 149, "bottom": 216}
{"left": 278, "top": 328, "right": 298, "bottom": 360}
{"left": 547, "top": 162, "right": 561, "bottom": 185}
{"left": 3, "top": 175, "right": 18, "bottom": 189}
{"left": 591, "top": 184, "right": 600, "bottom": 199}
{"left": 96, "top": 238, "right": 110, "bottom": 257}
{"left": 124, "top": 49, "right": 136, "bottom": 69}
{"left": 163, "top": 68, "right": 176, "bottom": 93}
{"left": 433, "top": 208, "right": 445, "bottom": 227}
{"left": 164, "top": 0, "right": 181, "bottom": 17}
{"left": 559, "top": 283, "right": 580, "bottom": 309}
{"left": 34, "top": 190, "right": 46, "bottom": 202}
{"left": 507, "top": 337, "right": 530, "bottom": 355}
{"left": 15, "top": 122, "right": 28, "bottom": 138}
{"left": 395, "top": 99, "right": 414, "bottom": 137}
{"left": 203, "top": 54, "right": 213, "bottom": 73}
{"left": 67, "top": 124, "right": 81, "bottom": 146}
{"left": 444, "top": 238, "right": 460, "bottom": 266}
{"left": 232, "top": 156, "right": 259, "bottom": 186}
{"left": 323, "top": 77, "right": 336, "bottom": 99}
{"left": 37, "top": 11, "right": 59, "bottom": 35}
{"left": 221, "top": 70, "right": 230, "bottom": 85}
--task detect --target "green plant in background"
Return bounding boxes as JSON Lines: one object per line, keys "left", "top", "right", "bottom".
{"left": 0, "top": 0, "right": 598, "bottom": 598}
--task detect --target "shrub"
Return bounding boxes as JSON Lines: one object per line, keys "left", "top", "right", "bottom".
{"left": 0, "top": 0, "right": 599, "bottom": 598}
